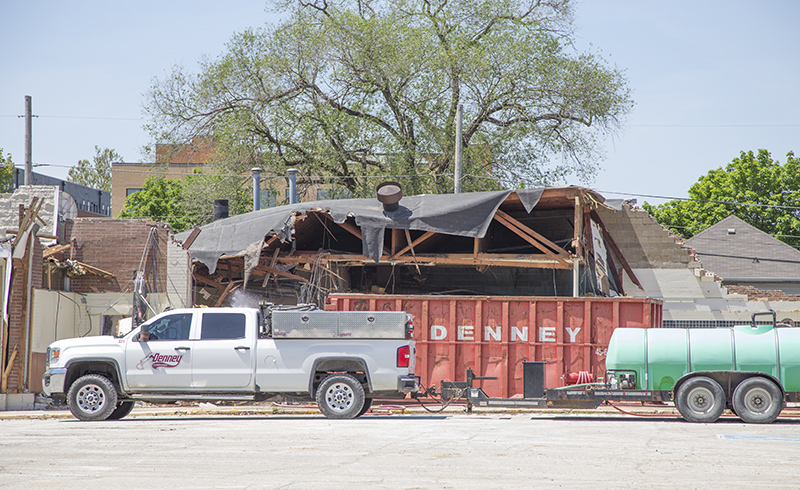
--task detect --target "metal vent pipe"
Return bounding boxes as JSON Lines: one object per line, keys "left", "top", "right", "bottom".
{"left": 288, "top": 168, "right": 298, "bottom": 204}
{"left": 251, "top": 168, "right": 262, "bottom": 211}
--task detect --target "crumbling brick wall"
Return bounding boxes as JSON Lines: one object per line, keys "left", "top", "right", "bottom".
{"left": 4, "top": 238, "right": 43, "bottom": 392}
{"left": 63, "top": 219, "right": 170, "bottom": 294}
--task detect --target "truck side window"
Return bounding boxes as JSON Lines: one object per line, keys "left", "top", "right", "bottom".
{"left": 200, "top": 313, "right": 246, "bottom": 340}
{"left": 145, "top": 313, "right": 192, "bottom": 341}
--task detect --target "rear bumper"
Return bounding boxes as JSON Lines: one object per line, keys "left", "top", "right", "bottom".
{"left": 398, "top": 375, "right": 419, "bottom": 393}
{"left": 42, "top": 368, "right": 67, "bottom": 396}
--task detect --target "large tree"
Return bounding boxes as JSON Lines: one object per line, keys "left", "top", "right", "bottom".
{"left": 146, "top": 0, "right": 631, "bottom": 197}
{"left": 68, "top": 146, "right": 121, "bottom": 192}
{"left": 0, "top": 147, "right": 14, "bottom": 192}
{"left": 643, "top": 150, "right": 800, "bottom": 247}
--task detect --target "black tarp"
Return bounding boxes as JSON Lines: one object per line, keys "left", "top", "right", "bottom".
{"left": 176, "top": 189, "right": 544, "bottom": 275}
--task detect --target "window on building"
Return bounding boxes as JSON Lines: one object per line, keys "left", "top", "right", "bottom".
{"left": 126, "top": 188, "right": 142, "bottom": 197}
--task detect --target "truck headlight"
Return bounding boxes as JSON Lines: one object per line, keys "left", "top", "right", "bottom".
{"left": 47, "top": 347, "right": 60, "bottom": 367}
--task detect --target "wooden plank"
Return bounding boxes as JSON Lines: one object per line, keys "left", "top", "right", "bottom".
{"left": 214, "top": 281, "right": 238, "bottom": 307}
{"left": 262, "top": 248, "right": 281, "bottom": 287}
{"left": 181, "top": 227, "right": 202, "bottom": 250}
{"left": 590, "top": 210, "right": 643, "bottom": 290}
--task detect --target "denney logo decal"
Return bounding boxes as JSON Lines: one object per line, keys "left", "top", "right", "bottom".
{"left": 137, "top": 353, "right": 183, "bottom": 370}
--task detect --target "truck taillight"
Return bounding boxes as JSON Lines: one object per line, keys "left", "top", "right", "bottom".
{"left": 405, "top": 315, "right": 414, "bottom": 339}
{"left": 397, "top": 345, "right": 411, "bottom": 368}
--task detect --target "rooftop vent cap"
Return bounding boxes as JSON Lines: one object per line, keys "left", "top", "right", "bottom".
{"left": 727, "top": 228, "right": 736, "bottom": 235}
{"left": 376, "top": 181, "right": 403, "bottom": 212}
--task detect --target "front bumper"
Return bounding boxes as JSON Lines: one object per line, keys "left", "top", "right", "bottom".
{"left": 42, "top": 368, "right": 67, "bottom": 396}
{"left": 398, "top": 375, "right": 419, "bottom": 393}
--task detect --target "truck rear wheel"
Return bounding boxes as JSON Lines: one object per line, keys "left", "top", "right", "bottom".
{"left": 356, "top": 397, "right": 373, "bottom": 417}
{"left": 316, "top": 374, "right": 365, "bottom": 419}
{"left": 675, "top": 376, "right": 725, "bottom": 423}
{"left": 732, "top": 377, "right": 783, "bottom": 424}
{"left": 67, "top": 374, "right": 118, "bottom": 421}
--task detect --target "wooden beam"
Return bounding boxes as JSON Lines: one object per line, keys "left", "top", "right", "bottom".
{"left": 391, "top": 230, "right": 436, "bottom": 259}
{"left": 316, "top": 212, "right": 390, "bottom": 256}
{"left": 43, "top": 243, "right": 71, "bottom": 259}
{"left": 73, "top": 261, "right": 115, "bottom": 279}
{"left": 192, "top": 272, "right": 226, "bottom": 290}
{"left": 253, "top": 264, "right": 309, "bottom": 283}
{"left": 279, "top": 253, "right": 573, "bottom": 269}
{"left": 262, "top": 248, "right": 280, "bottom": 287}
{"left": 493, "top": 210, "right": 571, "bottom": 266}
{"left": 589, "top": 210, "right": 644, "bottom": 290}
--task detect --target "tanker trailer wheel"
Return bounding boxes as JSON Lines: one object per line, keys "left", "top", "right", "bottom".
{"left": 675, "top": 376, "right": 725, "bottom": 423}
{"left": 106, "top": 400, "right": 136, "bottom": 420}
{"left": 316, "top": 374, "right": 365, "bottom": 419}
{"left": 732, "top": 377, "right": 784, "bottom": 424}
{"left": 66, "top": 374, "right": 118, "bottom": 421}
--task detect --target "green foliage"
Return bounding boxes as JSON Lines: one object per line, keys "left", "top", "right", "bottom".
{"left": 146, "top": 0, "right": 632, "bottom": 197}
{"left": 643, "top": 150, "right": 800, "bottom": 247}
{"left": 118, "top": 170, "right": 251, "bottom": 232}
{"left": 0, "top": 147, "right": 14, "bottom": 193}
{"left": 180, "top": 168, "right": 251, "bottom": 223}
{"left": 67, "top": 146, "right": 121, "bottom": 192}
{"left": 119, "top": 176, "right": 195, "bottom": 232}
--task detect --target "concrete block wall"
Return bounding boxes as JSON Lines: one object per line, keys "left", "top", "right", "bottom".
{"left": 64, "top": 219, "right": 170, "bottom": 294}
{"left": 595, "top": 205, "right": 698, "bottom": 270}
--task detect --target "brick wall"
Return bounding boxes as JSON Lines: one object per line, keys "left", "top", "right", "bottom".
{"left": 64, "top": 218, "right": 170, "bottom": 294}
{"left": 5, "top": 238, "right": 43, "bottom": 392}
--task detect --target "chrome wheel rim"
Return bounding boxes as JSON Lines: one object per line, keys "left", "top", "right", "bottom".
{"left": 325, "top": 382, "right": 354, "bottom": 412}
{"left": 77, "top": 384, "right": 106, "bottom": 414}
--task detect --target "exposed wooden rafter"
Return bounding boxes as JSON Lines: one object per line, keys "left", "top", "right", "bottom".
{"left": 492, "top": 209, "right": 571, "bottom": 267}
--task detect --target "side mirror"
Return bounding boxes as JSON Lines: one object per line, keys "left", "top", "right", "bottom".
{"left": 139, "top": 323, "right": 150, "bottom": 342}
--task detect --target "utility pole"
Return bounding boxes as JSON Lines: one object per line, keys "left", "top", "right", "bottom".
{"left": 454, "top": 104, "right": 463, "bottom": 194}
{"left": 24, "top": 95, "right": 33, "bottom": 185}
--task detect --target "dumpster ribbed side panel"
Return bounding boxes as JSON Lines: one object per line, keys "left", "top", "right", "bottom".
{"left": 326, "top": 294, "right": 662, "bottom": 398}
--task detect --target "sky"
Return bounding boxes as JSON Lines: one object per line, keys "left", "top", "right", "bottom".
{"left": 1, "top": 0, "right": 798, "bottom": 206}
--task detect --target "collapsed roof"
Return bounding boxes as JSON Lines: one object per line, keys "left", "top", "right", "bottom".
{"left": 177, "top": 186, "right": 640, "bottom": 303}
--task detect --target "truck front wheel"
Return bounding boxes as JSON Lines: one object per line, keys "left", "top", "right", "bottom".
{"left": 675, "top": 376, "right": 725, "bottom": 423}
{"left": 732, "top": 377, "right": 783, "bottom": 424}
{"left": 316, "top": 374, "right": 365, "bottom": 419}
{"left": 106, "top": 400, "right": 136, "bottom": 420}
{"left": 67, "top": 374, "right": 118, "bottom": 421}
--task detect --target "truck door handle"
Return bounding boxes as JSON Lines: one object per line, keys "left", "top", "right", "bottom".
{"left": 234, "top": 346, "right": 251, "bottom": 351}
{"left": 174, "top": 346, "right": 191, "bottom": 351}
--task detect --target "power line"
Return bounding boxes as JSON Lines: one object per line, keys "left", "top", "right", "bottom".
{"left": 595, "top": 189, "right": 800, "bottom": 211}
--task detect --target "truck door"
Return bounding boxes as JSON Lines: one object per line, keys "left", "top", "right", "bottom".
{"left": 124, "top": 312, "right": 194, "bottom": 389}
{"left": 191, "top": 311, "right": 253, "bottom": 389}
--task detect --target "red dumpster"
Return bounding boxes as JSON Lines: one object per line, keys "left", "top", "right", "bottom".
{"left": 327, "top": 294, "right": 662, "bottom": 398}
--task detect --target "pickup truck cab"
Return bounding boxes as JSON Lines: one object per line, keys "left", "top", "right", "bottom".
{"left": 43, "top": 305, "right": 417, "bottom": 420}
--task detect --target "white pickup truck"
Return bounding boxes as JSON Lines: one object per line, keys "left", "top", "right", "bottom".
{"left": 42, "top": 305, "right": 417, "bottom": 420}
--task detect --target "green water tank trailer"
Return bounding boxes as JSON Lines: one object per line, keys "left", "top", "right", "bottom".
{"left": 605, "top": 313, "right": 800, "bottom": 423}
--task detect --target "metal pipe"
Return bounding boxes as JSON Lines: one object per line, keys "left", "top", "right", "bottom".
{"left": 454, "top": 104, "right": 462, "bottom": 194}
{"left": 251, "top": 168, "right": 262, "bottom": 211}
{"left": 288, "top": 168, "right": 298, "bottom": 204}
